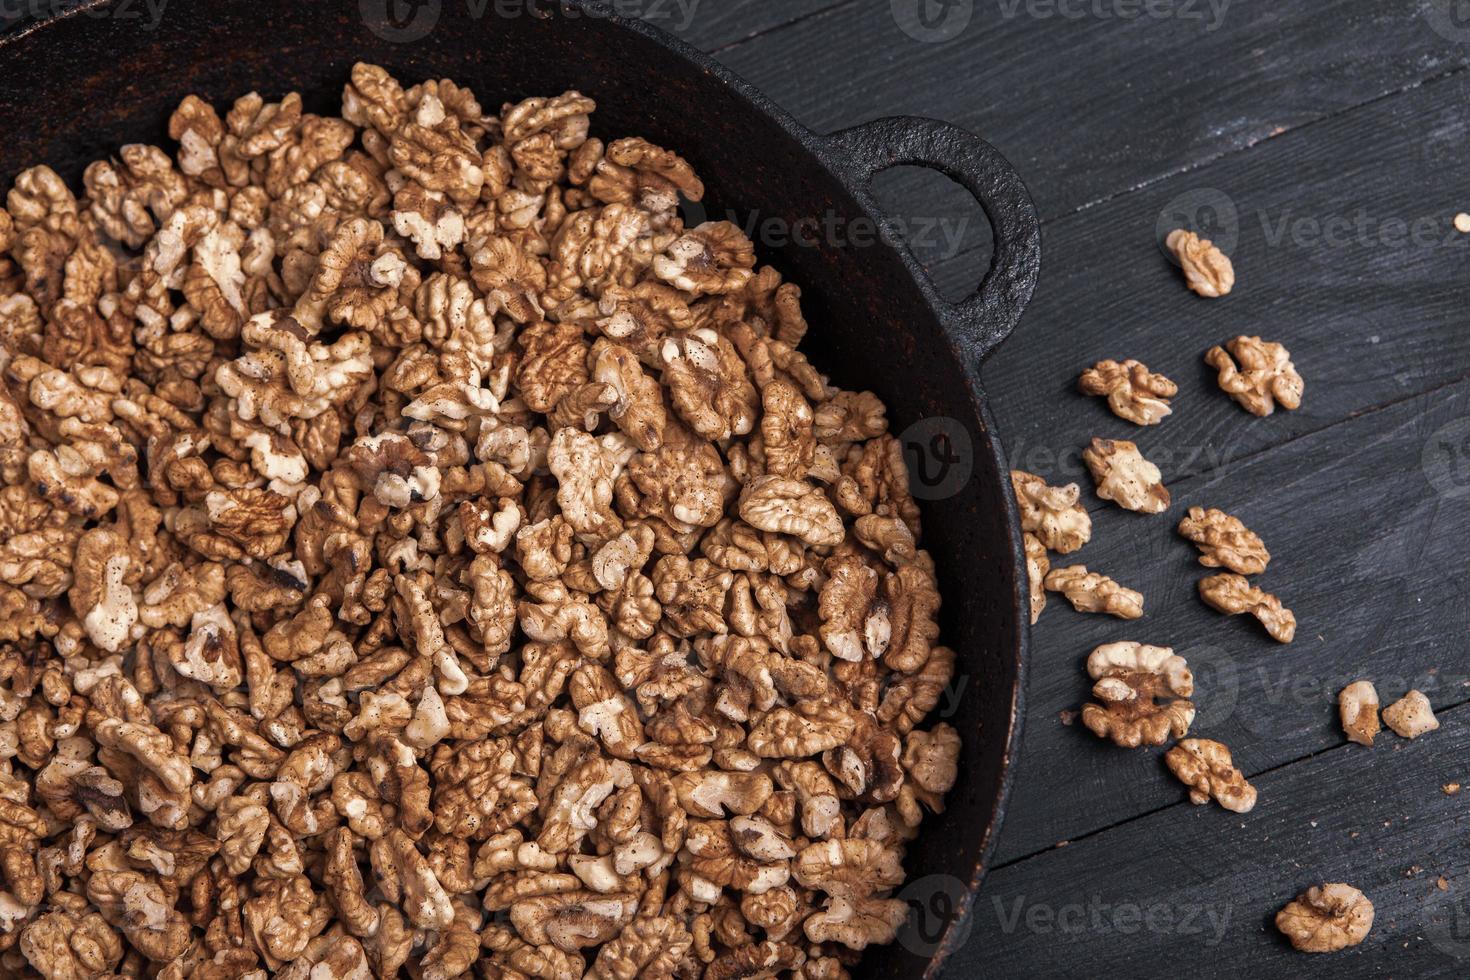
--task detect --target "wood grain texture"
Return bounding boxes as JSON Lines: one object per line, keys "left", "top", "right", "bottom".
{"left": 951, "top": 700, "right": 1470, "bottom": 976}
{"left": 712, "top": 0, "right": 1470, "bottom": 222}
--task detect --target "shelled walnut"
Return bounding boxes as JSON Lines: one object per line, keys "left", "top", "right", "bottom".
{"left": 1011, "top": 470, "right": 1091, "bottom": 554}
{"left": 1165, "top": 229, "right": 1234, "bottom": 298}
{"left": 1082, "top": 438, "right": 1170, "bottom": 514}
{"left": 1024, "top": 532, "right": 1049, "bottom": 626}
{"left": 1080, "top": 642, "right": 1195, "bottom": 748}
{"left": 1043, "top": 565, "right": 1143, "bottom": 620}
{"left": 0, "top": 63, "right": 966, "bottom": 976}
{"left": 1276, "top": 884, "right": 1374, "bottom": 953}
{"left": 1382, "top": 690, "right": 1438, "bottom": 739}
{"left": 1198, "top": 573, "right": 1296, "bottom": 643}
{"left": 1164, "top": 738, "right": 1256, "bottom": 813}
{"left": 1338, "top": 681, "right": 1380, "bottom": 747}
{"left": 1177, "top": 506, "right": 1270, "bottom": 575}
{"left": 1077, "top": 359, "right": 1177, "bottom": 426}
{"left": 1205, "top": 335, "right": 1303, "bottom": 417}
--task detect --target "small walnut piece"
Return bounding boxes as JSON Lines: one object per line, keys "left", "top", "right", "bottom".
{"left": 1164, "top": 738, "right": 1257, "bottom": 813}
{"left": 1077, "top": 359, "right": 1177, "bottom": 425}
{"left": 1166, "top": 228, "right": 1235, "bottom": 298}
{"left": 1043, "top": 564, "right": 1143, "bottom": 620}
{"left": 1080, "top": 642, "right": 1195, "bottom": 748}
{"left": 1083, "top": 438, "right": 1170, "bottom": 514}
{"left": 1023, "top": 532, "right": 1048, "bottom": 625}
{"left": 1338, "top": 680, "right": 1380, "bottom": 747}
{"left": 1275, "top": 884, "right": 1374, "bottom": 953}
{"left": 1382, "top": 690, "right": 1439, "bottom": 740}
{"left": 1198, "top": 573, "right": 1296, "bottom": 643}
{"left": 1177, "top": 506, "right": 1270, "bottom": 575}
{"left": 1206, "top": 335, "right": 1304, "bottom": 416}
{"left": 1011, "top": 470, "right": 1091, "bottom": 554}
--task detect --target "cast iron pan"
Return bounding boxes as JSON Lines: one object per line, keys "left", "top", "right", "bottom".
{"left": 0, "top": 1, "right": 1040, "bottom": 975}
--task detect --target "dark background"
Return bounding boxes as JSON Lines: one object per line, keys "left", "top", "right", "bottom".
{"left": 7, "top": 0, "right": 1470, "bottom": 976}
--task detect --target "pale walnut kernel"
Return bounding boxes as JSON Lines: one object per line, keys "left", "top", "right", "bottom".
{"left": 1080, "top": 642, "right": 1195, "bottom": 748}
{"left": 1198, "top": 573, "right": 1296, "bottom": 643}
{"left": 1206, "top": 335, "right": 1304, "bottom": 417}
{"left": 1043, "top": 565, "right": 1143, "bottom": 620}
{"left": 1077, "top": 359, "right": 1177, "bottom": 425}
{"left": 1083, "top": 437, "right": 1170, "bottom": 514}
{"left": 1166, "top": 228, "right": 1235, "bottom": 298}
{"left": 1382, "top": 690, "right": 1438, "bottom": 740}
{"left": 1177, "top": 505, "right": 1270, "bottom": 575}
{"left": 1023, "top": 532, "right": 1048, "bottom": 625}
{"left": 1164, "top": 738, "right": 1257, "bottom": 813}
{"left": 1011, "top": 470, "right": 1091, "bottom": 554}
{"left": 1338, "top": 680, "right": 1380, "bottom": 747}
{"left": 1276, "top": 883, "right": 1373, "bottom": 953}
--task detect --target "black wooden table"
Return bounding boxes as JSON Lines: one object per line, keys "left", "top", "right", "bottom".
{"left": 681, "top": 2, "right": 1470, "bottom": 976}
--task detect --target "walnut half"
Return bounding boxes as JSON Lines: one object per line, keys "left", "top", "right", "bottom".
{"left": 1043, "top": 565, "right": 1143, "bottom": 620}
{"left": 1275, "top": 883, "right": 1374, "bottom": 953}
{"left": 1077, "top": 359, "right": 1177, "bottom": 426}
{"left": 1164, "top": 738, "right": 1256, "bottom": 813}
{"left": 1083, "top": 438, "right": 1170, "bottom": 515}
{"left": 1080, "top": 642, "right": 1195, "bottom": 748}
{"left": 1166, "top": 229, "right": 1234, "bottom": 298}
{"left": 1382, "top": 690, "right": 1438, "bottom": 740}
{"left": 1206, "top": 335, "right": 1303, "bottom": 417}
{"left": 1177, "top": 506, "right": 1269, "bottom": 575}
{"left": 1198, "top": 573, "right": 1296, "bottom": 643}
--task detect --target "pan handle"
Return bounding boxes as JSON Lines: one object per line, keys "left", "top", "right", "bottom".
{"left": 822, "top": 117, "right": 1040, "bottom": 363}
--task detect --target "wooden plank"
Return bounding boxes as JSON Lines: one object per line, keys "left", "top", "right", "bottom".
{"left": 675, "top": 0, "right": 845, "bottom": 51}
{"left": 711, "top": 0, "right": 1470, "bottom": 223}
{"left": 943, "top": 698, "right": 1470, "bottom": 977}
{"left": 984, "top": 371, "right": 1470, "bottom": 865}
{"left": 921, "top": 67, "right": 1470, "bottom": 503}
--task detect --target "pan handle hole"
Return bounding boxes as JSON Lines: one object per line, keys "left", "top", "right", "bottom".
{"left": 871, "top": 165, "right": 995, "bottom": 303}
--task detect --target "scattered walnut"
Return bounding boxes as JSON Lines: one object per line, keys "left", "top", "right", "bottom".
{"left": 1338, "top": 681, "right": 1380, "bottom": 747}
{"left": 1011, "top": 470, "right": 1091, "bottom": 554}
{"left": 1206, "top": 335, "right": 1304, "bottom": 416}
{"left": 1166, "top": 228, "right": 1235, "bottom": 298}
{"left": 1198, "top": 573, "right": 1296, "bottom": 643}
{"left": 0, "top": 62, "right": 964, "bottom": 974}
{"left": 1023, "top": 532, "right": 1048, "bottom": 625}
{"left": 1043, "top": 565, "right": 1143, "bottom": 620}
{"left": 1080, "top": 642, "right": 1195, "bottom": 748}
{"left": 1077, "top": 359, "right": 1177, "bottom": 425}
{"left": 1382, "top": 690, "right": 1439, "bottom": 739}
{"left": 1276, "top": 884, "right": 1374, "bottom": 953}
{"left": 1177, "top": 506, "right": 1270, "bottom": 575}
{"left": 1164, "top": 739, "right": 1257, "bottom": 813}
{"left": 1083, "top": 438, "right": 1170, "bottom": 514}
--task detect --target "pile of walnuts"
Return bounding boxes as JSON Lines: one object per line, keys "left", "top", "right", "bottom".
{"left": 0, "top": 63, "right": 963, "bottom": 978}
